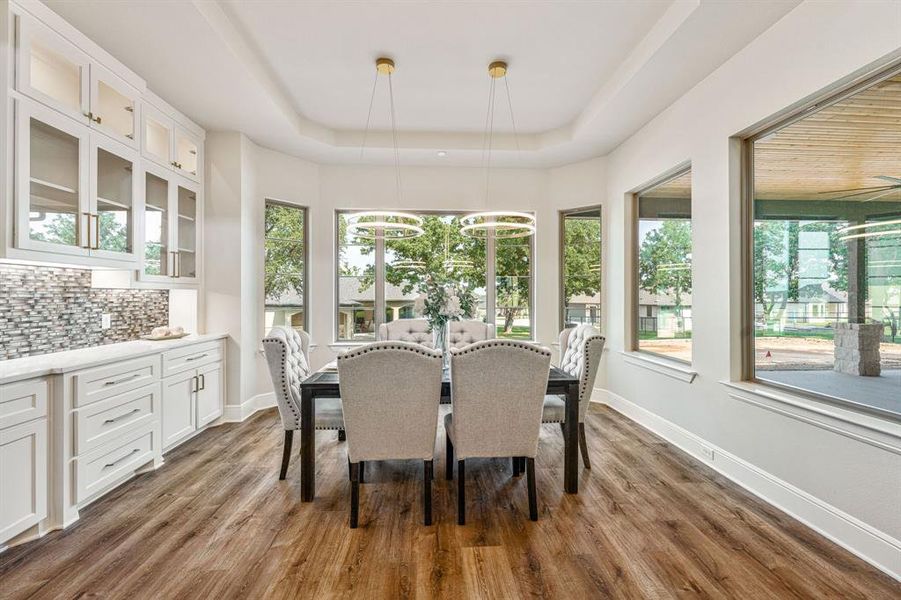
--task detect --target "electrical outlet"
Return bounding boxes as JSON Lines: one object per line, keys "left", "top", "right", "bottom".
{"left": 101, "top": 313, "right": 112, "bottom": 329}
{"left": 700, "top": 445, "right": 715, "bottom": 461}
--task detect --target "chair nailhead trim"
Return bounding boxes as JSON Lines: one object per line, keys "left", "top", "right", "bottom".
{"left": 450, "top": 339, "right": 551, "bottom": 357}
{"left": 338, "top": 341, "right": 443, "bottom": 361}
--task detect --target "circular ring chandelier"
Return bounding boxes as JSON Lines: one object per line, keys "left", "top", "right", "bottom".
{"left": 443, "top": 258, "right": 474, "bottom": 271}
{"left": 391, "top": 259, "right": 426, "bottom": 271}
{"left": 345, "top": 211, "right": 424, "bottom": 240}
{"left": 460, "top": 211, "right": 536, "bottom": 239}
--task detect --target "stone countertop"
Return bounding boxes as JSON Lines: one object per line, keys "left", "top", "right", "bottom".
{"left": 0, "top": 333, "right": 228, "bottom": 385}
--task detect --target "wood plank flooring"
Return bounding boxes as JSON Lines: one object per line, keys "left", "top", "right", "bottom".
{"left": 0, "top": 405, "right": 897, "bottom": 599}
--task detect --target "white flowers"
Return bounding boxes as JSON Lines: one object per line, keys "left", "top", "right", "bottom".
{"left": 441, "top": 294, "right": 462, "bottom": 319}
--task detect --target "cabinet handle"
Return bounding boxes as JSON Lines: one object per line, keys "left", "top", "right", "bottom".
{"left": 83, "top": 111, "right": 101, "bottom": 124}
{"left": 169, "top": 251, "right": 178, "bottom": 277}
{"left": 124, "top": 106, "right": 134, "bottom": 113}
{"left": 104, "top": 373, "right": 141, "bottom": 386}
{"left": 92, "top": 214, "right": 100, "bottom": 250}
{"left": 103, "top": 448, "right": 141, "bottom": 469}
{"left": 199, "top": 374, "right": 206, "bottom": 391}
{"left": 192, "top": 375, "right": 198, "bottom": 393}
{"left": 103, "top": 408, "right": 141, "bottom": 425}
{"left": 171, "top": 161, "right": 183, "bottom": 169}
{"left": 185, "top": 353, "right": 208, "bottom": 363}
{"left": 83, "top": 212, "right": 92, "bottom": 248}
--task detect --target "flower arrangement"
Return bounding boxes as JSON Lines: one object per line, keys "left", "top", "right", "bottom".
{"left": 416, "top": 274, "right": 476, "bottom": 332}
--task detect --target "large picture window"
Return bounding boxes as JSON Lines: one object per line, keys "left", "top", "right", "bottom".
{"left": 335, "top": 211, "right": 533, "bottom": 342}
{"left": 561, "top": 207, "right": 602, "bottom": 330}
{"left": 746, "top": 68, "right": 900, "bottom": 417}
{"left": 264, "top": 201, "right": 307, "bottom": 333}
{"left": 634, "top": 168, "right": 693, "bottom": 362}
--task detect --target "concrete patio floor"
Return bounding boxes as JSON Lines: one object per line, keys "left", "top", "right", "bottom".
{"left": 760, "top": 369, "right": 900, "bottom": 416}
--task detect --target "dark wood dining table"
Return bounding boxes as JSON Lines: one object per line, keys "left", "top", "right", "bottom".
{"left": 298, "top": 366, "right": 581, "bottom": 502}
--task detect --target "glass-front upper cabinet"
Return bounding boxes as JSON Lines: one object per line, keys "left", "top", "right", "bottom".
{"left": 142, "top": 104, "right": 172, "bottom": 168}
{"left": 143, "top": 168, "right": 171, "bottom": 278}
{"left": 90, "top": 135, "right": 137, "bottom": 261}
{"left": 16, "top": 99, "right": 90, "bottom": 256}
{"left": 89, "top": 64, "right": 139, "bottom": 148}
{"left": 175, "top": 184, "right": 198, "bottom": 279}
{"left": 175, "top": 130, "right": 199, "bottom": 180}
{"left": 16, "top": 16, "right": 90, "bottom": 124}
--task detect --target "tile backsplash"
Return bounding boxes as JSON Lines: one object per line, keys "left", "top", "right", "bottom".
{"left": 0, "top": 265, "right": 169, "bottom": 360}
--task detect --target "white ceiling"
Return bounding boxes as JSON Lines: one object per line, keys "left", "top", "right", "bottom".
{"left": 42, "top": 0, "right": 802, "bottom": 167}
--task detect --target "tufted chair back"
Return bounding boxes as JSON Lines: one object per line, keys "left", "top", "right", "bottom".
{"left": 262, "top": 326, "right": 312, "bottom": 431}
{"left": 449, "top": 340, "right": 551, "bottom": 460}
{"left": 559, "top": 325, "right": 606, "bottom": 422}
{"left": 447, "top": 320, "right": 494, "bottom": 349}
{"left": 378, "top": 318, "right": 435, "bottom": 348}
{"left": 339, "top": 341, "right": 443, "bottom": 462}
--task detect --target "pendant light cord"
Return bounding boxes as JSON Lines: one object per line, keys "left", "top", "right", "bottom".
{"left": 483, "top": 76, "right": 497, "bottom": 201}
{"left": 388, "top": 72, "right": 403, "bottom": 204}
{"left": 504, "top": 75, "right": 521, "bottom": 155}
{"left": 359, "top": 69, "right": 379, "bottom": 159}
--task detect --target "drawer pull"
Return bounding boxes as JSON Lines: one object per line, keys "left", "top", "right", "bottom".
{"left": 199, "top": 374, "right": 206, "bottom": 391}
{"left": 185, "top": 353, "right": 208, "bottom": 362}
{"left": 104, "top": 373, "right": 142, "bottom": 386}
{"left": 103, "top": 448, "right": 141, "bottom": 470}
{"left": 103, "top": 408, "right": 141, "bottom": 425}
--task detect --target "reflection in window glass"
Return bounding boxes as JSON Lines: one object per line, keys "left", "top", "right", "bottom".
{"left": 265, "top": 202, "right": 306, "bottom": 334}
{"left": 496, "top": 235, "right": 532, "bottom": 339}
{"left": 337, "top": 215, "right": 376, "bottom": 341}
{"left": 636, "top": 169, "right": 693, "bottom": 362}
{"left": 750, "top": 71, "right": 900, "bottom": 416}
{"left": 561, "top": 207, "right": 601, "bottom": 329}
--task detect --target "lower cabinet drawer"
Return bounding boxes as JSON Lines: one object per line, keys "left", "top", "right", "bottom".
{"left": 161, "top": 341, "right": 222, "bottom": 378}
{"left": 73, "top": 355, "right": 159, "bottom": 408}
{"left": 0, "top": 378, "right": 48, "bottom": 430}
{"left": 74, "top": 383, "right": 158, "bottom": 455}
{"left": 75, "top": 423, "right": 156, "bottom": 504}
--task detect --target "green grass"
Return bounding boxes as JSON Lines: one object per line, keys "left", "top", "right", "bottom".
{"left": 496, "top": 325, "right": 532, "bottom": 340}
{"left": 639, "top": 331, "right": 693, "bottom": 340}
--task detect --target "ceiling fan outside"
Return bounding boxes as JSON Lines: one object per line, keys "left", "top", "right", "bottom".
{"left": 817, "top": 176, "right": 901, "bottom": 202}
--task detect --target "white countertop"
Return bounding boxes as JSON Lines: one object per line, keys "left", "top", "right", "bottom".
{"left": 0, "top": 333, "right": 228, "bottom": 385}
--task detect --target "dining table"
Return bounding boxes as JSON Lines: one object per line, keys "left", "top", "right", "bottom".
{"left": 298, "top": 366, "right": 581, "bottom": 502}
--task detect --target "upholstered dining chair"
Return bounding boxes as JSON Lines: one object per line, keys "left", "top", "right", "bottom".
{"left": 447, "top": 319, "right": 494, "bottom": 349}
{"left": 378, "top": 318, "right": 435, "bottom": 348}
{"left": 541, "top": 325, "right": 605, "bottom": 469}
{"left": 262, "top": 327, "right": 345, "bottom": 481}
{"left": 445, "top": 340, "right": 552, "bottom": 524}
{"left": 338, "top": 341, "right": 443, "bottom": 528}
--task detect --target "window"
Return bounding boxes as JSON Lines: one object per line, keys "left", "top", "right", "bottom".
{"left": 746, "top": 67, "right": 900, "bottom": 417}
{"left": 264, "top": 201, "right": 307, "bottom": 334}
{"left": 634, "top": 168, "right": 693, "bottom": 362}
{"left": 560, "top": 207, "right": 602, "bottom": 330}
{"left": 335, "top": 211, "right": 533, "bottom": 342}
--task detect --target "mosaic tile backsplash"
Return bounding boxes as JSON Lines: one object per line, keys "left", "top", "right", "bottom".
{"left": 0, "top": 265, "right": 169, "bottom": 360}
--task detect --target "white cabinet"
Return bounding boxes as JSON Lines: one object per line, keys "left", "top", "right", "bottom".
{"left": 16, "top": 14, "right": 140, "bottom": 149}
{"left": 161, "top": 370, "right": 196, "bottom": 450}
{"left": 139, "top": 164, "right": 200, "bottom": 283}
{"left": 196, "top": 362, "right": 223, "bottom": 428}
{"left": 15, "top": 98, "right": 138, "bottom": 263}
{"left": 0, "top": 378, "right": 49, "bottom": 544}
{"left": 142, "top": 103, "right": 201, "bottom": 182}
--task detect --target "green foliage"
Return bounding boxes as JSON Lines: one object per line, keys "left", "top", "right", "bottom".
{"left": 265, "top": 204, "right": 305, "bottom": 302}
{"left": 562, "top": 217, "right": 601, "bottom": 303}
{"left": 31, "top": 211, "right": 128, "bottom": 252}
{"left": 638, "top": 220, "right": 692, "bottom": 307}
{"left": 418, "top": 274, "right": 476, "bottom": 331}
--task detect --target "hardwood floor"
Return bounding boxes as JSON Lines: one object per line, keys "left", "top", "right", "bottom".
{"left": 1, "top": 405, "right": 897, "bottom": 599}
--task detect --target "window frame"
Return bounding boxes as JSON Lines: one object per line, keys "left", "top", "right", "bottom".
{"left": 263, "top": 198, "right": 309, "bottom": 337}
{"left": 631, "top": 163, "right": 693, "bottom": 365}
{"left": 559, "top": 205, "right": 602, "bottom": 333}
{"left": 740, "top": 60, "right": 901, "bottom": 419}
{"left": 333, "top": 208, "right": 536, "bottom": 343}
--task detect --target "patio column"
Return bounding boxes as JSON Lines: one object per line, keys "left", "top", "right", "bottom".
{"left": 834, "top": 227, "right": 881, "bottom": 376}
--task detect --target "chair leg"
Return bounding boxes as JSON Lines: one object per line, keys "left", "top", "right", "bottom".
{"left": 445, "top": 436, "right": 454, "bottom": 480}
{"left": 559, "top": 422, "right": 566, "bottom": 436}
{"left": 338, "top": 429, "right": 346, "bottom": 442}
{"left": 457, "top": 459, "right": 466, "bottom": 525}
{"left": 423, "top": 460, "right": 433, "bottom": 526}
{"left": 349, "top": 462, "right": 360, "bottom": 529}
{"left": 512, "top": 457, "right": 523, "bottom": 476}
{"left": 359, "top": 461, "right": 365, "bottom": 483}
{"left": 526, "top": 457, "right": 538, "bottom": 521}
{"left": 279, "top": 430, "right": 293, "bottom": 480}
{"left": 579, "top": 422, "right": 591, "bottom": 469}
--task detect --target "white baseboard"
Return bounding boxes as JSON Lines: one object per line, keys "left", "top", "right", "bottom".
{"left": 594, "top": 388, "right": 901, "bottom": 582}
{"left": 222, "top": 392, "right": 276, "bottom": 422}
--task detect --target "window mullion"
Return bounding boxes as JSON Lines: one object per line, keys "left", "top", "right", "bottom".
{"left": 486, "top": 226, "right": 496, "bottom": 328}
{"left": 375, "top": 228, "right": 386, "bottom": 331}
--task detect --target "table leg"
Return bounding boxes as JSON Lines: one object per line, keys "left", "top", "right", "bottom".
{"left": 564, "top": 382, "right": 579, "bottom": 494}
{"left": 300, "top": 388, "right": 315, "bottom": 502}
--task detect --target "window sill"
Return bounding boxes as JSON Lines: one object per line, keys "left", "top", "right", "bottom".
{"left": 721, "top": 381, "right": 900, "bottom": 454}
{"left": 620, "top": 351, "right": 697, "bottom": 383}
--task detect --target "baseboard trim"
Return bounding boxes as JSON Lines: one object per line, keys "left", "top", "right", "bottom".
{"left": 222, "top": 392, "right": 276, "bottom": 422}
{"left": 595, "top": 388, "right": 901, "bottom": 581}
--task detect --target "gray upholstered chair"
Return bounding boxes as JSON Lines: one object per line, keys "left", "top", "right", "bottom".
{"left": 262, "top": 327, "right": 344, "bottom": 480}
{"left": 338, "top": 341, "right": 443, "bottom": 528}
{"left": 541, "top": 325, "right": 605, "bottom": 469}
{"left": 445, "top": 340, "right": 552, "bottom": 524}
{"left": 447, "top": 320, "right": 494, "bottom": 349}
{"left": 378, "top": 318, "right": 435, "bottom": 348}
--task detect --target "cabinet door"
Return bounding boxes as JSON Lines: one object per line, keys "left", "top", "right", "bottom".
{"left": 196, "top": 363, "right": 222, "bottom": 428}
{"left": 141, "top": 103, "right": 173, "bottom": 168}
{"left": 89, "top": 134, "right": 138, "bottom": 261}
{"left": 15, "top": 99, "right": 90, "bottom": 256}
{"left": 173, "top": 127, "right": 200, "bottom": 181}
{"left": 161, "top": 371, "right": 196, "bottom": 450}
{"left": 173, "top": 181, "right": 198, "bottom": 280}
{"left": 0, "top": 419, "right": 48, "bottom": 543}
{"left": 15, "top": 15, "right": 89, "bottom": 124}
{"left": 89, "top": 63, "right": 139, "bottom": 148}
{"left": 140, "top": 164, "right": 173, "bottom": 279}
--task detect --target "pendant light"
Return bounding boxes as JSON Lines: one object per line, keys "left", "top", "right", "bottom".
{"left": 461, "top": 60, "right": 536, "bottom": 239}
{"left": 347, "top": 57, "right": 423, "bottom": 240}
